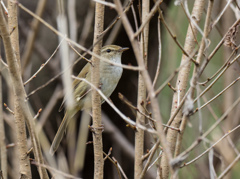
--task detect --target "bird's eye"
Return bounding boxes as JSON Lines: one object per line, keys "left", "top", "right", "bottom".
{"left": 106, "top": 49, "right": 111, "bottom": 53}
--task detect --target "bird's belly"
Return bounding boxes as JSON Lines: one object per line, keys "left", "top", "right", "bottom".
{"left": 79, "top": 66, "right": 122, "bottom": 110}
{"left": 100, "top": 66, "right": 122, "bottom": 98}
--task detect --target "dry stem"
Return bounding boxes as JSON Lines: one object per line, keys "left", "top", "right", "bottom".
{"left": 91, "top": 1, "right": 105, "bottom": 178}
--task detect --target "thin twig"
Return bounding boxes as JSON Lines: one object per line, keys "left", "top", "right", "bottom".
{"left": 158, "top": 8, "right": 199, "bottom": 66}
{"left": 0, "top": 57, "right": 8, "bottom": 68}
{"left": 139, "top": 141, "right": 161, "bottom": 179}
{"left": 72, "top": 75, "right": 157, "bottom": 134}
{"left": 154, "top": 48, "right": 198, "bottom": 98}
{"left": 114, "top": 0, "right": 173, "bottom": 170}
{"left": 21, "top": 0, "right": 47, "bottom": 71}
{"left": 16, "top": 1, "right": 142, "bottom": 71}
{"left": 182, "top": 0, "right": 204, "bottom": 36}
{"left": 217, "top": 153, "right": 240, "bottom": 179}
{"left": 181, "top": 125, "right": 240, "bottom": 167}
{"left": 212, "top": 0, "right": 233, "bottom": 28}
{"left": 68, "top": 42, "right": 91, "bottom": 63}
{"left": 93, "top": 0, "right": 116, "bottom": 9}
{"left": 33, "top": 108, "right": 42, "bottom": 120}
{"left": 1, "top": 1, "right": 8, "bottom": 15}
{"left": 178, "top": 96, "right": 240, "bottom": 161}
{"left": 100, "top": 0, "right": 133, "bottom": 36}
{"left": 198, "top": 45, "right": 239, "bottom": 86}
{"left": 31, "top": 161, "right": 82, "bottom": 179}
{"left": 118, "top": 93, "right": 180, "bottom": 131}
{"left": 103, "top": 148, "right": 112, "bottom": 161}
{"left": 198, "top": 76, "right": 240, "bottom": 110}
{"left": 134, "top": 0, "right": 162, "bottom": 38}
{"left": 78, "top": 1, "right": 94, "bottom": 50}
{"left": 24, "top": 37, "right": 65, "bottom": 86}
{"left": 199, "top": 18, "right": 240, "bottom": 76}
{"left": 26, "top": 72, "right": 62, "bottom": 98}
{"left": 194, "top": 53, "right": 240, "bottom": 103}
{"left": 112, "top": 157, "right": 127, "bottom": 179}
{"left": 152, "top": 16, "right": 162, "bottom": 88}
{"left": 4, "top": 103, "right": 14, "bottom": 115}
{"left": 180, "top": 2, "right": 199, "bottom": 46}
{"left": 103, "top": 152, "right": 128, "bottom": 179}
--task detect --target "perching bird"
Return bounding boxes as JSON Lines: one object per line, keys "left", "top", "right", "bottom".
{"left": 50, "top": 45, "right": 129, "bottom": 155}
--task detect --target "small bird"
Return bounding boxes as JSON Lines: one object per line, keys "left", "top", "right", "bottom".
{"left": 50, "top": 45, "right": 129, "bottom": 155}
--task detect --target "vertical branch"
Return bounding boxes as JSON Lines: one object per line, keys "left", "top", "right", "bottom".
{"left": 68, "top": 0, "right": 77, "bottom": 43}
{"left": 174, "top": 0, "right": 214, "bottom": 157}
{"left": 3, "top": 2, "right": 49, "bottom": 178}
{"left": 152, "top": 16, "right": 162, "bottom": 88}
{"left": 92, "top": 1, "right": 105, "bottom": 178}
{"left": 114, "top": 0, "right": 173, "bottom": 174}
{"left": 0, "top": 58, "right": 7, "bottom": 179}
{"left": 56, "top": 0, "right": 75, "bottom": 172}
{"left": 222, "top": 1, "right": 237, "bottom": 132}
{"left": 68, "top": 0, "right": 77, "bottom": 61}
{"left": 134, "top": 0, "right": 149, "bottom": 178}
{"left": 7, "top": 1, "right": 31, "bottom": 178}
{"left": 214, "top": 2, "right": 238, "bottom": 178}
{"left": 67, "top": 1, "right": 78, "bottom": 166}
{"left": 8, "top": 1, "right": 20, "bottom": 63}
{"left": 160, "top": 0, "right": 206, "bottom": 178}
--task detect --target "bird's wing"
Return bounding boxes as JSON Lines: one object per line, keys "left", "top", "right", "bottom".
{"left": 59, "top": 63, "right": 92, "bottom": 112}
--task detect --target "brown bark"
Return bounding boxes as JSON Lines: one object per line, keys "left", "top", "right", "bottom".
{"left": 114, "top": 0, "right": 173, "bottom": 176}
{"left": 134, "top": 0, "right": 149, "bottom": 178}
{"left": 216, "top": 2, "right": 237, "bottom": 179}
{"left": 174, "top": 0, "right": 214, "bottom": 157}
{"left": 0, "top": 57, "right": 7, "bottom": 179}
{"left": 1, "top": 2, "right": 49, "bottom": 178}
{"left": 160, "top": 0, "right": 206, "bottom": 178}
{"left": 8, "top": 1, "right": 31, "bottom": 178}
{"left": 92, "top": 1, "right": 105, "bottom": 179}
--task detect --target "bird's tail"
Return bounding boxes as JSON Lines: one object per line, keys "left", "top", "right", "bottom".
{"left": 50, "top": 112, "right": 72, "bottom": 155}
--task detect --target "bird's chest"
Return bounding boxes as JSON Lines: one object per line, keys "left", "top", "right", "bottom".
{"left": 99, "top": 65, "right": 123, "bottom": 96}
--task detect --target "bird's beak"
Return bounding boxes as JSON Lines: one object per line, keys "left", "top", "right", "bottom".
{"left": 119, "top": 47, "right": 129, "bottom": 52}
